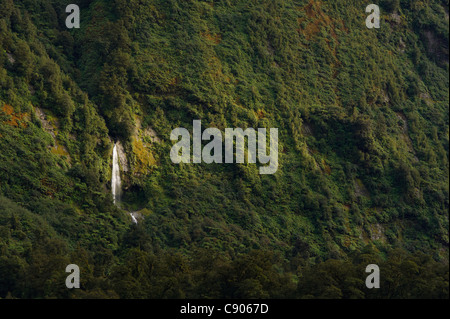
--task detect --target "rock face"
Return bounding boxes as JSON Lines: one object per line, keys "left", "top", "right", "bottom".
{"left": 128, "top": 117, "right": 159, "bottom": 176}
{"left": 35, "top": 107, "right": 56, "bottom": 138}
{"left": 6, "top": 53, "right": 15, "bottom": 64}
{"left": 115, "top": 140, "right": 129, "bottom": 172}
{"left": 142, "top": 127, "right": 161, "bottom": 143}
{"left": 111, "top": 120, "right": 158, "bottom": 183}
{"left": 390, "top": 12, "right": 401, "bottom": 24}
{"left": 369, "top": 223, "right": 386, "bottom": 242}
{"left": 354, "top": 179, "right": 370, "bottom": 197}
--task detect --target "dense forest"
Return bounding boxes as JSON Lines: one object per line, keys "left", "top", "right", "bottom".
{"left": 0, "top": 0, "right": 448, "bottom": 299}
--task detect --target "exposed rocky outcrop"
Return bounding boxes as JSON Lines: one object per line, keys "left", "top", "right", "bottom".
{"left": 115, "top": 140, "right": 129, "bottom": 172}
{"left": 6, "top": 53, "right": 15, "bottom": 64}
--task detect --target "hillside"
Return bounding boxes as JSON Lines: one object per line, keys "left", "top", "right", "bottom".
{"left": 0, "top": 0, "right": 448, "bottom": 298}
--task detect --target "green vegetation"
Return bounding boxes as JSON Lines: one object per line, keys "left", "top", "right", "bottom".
{"left": 0, "top": 0, "right": 448, "bottom": 298}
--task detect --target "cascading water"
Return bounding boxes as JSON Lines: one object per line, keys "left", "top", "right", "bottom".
{"left": 111, "top": 143, "right": 122, "bottom": 205}
{"left": 112, "top": 142, "right": 138, "bottom": 224}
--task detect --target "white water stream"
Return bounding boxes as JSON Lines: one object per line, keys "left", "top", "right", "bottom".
{"left": 112, "top": 142, "right": 138, "bottom": 224}
{"left": 112, "top": 143, "right": 122, "bottom": 205}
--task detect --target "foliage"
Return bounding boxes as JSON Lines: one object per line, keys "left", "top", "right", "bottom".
{"left": 0, "top": 0, "right": 448, "bottom": 298}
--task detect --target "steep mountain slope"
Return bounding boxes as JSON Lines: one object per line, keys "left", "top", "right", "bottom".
{"left": 0, "top": 0, "right": 448, "bottom": 298}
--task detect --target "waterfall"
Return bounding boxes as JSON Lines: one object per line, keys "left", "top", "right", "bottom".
{"left": 112, "top": 143, "right": 122, "bottom": 205}
{"left": 112, "top": 142, "right": 137, "bottom": 224}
